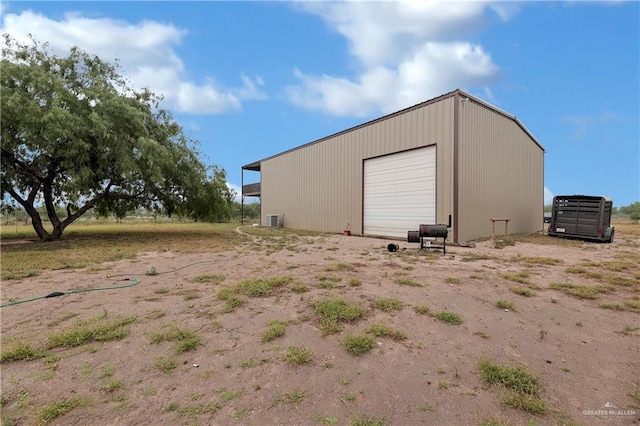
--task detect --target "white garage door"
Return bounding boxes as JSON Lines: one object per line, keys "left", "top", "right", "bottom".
{"left": 363, "top": 146, "right": 436, "bottom": 238}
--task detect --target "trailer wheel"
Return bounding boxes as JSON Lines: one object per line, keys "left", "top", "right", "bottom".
{"left": 603, "top": 227, "right": 615, "bottom": 244}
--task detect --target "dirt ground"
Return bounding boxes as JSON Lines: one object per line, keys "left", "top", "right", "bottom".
{"left": 1, "top": 227, "right": 639, "bottom": 426}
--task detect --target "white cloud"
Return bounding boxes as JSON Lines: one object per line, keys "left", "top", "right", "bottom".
{"left": 1, "top": 10, "right": 266, "bottom": 114}
{"left": 227, "top": 183, "right": 259, "bottom": 204}
{"left": 561, "top": 110, "right": 623, "bottom": 140}
{"left": 287, "top": 1, "right": 515, "bottom": 117}
{"left": 544, "top": 187, "right": 555, "bottom": 205}
{"left": 288, "top": 41, "right": 498, "bottom": 117}
{"left": 561, "top": 115, "right": 590, "bottom": 139}
{"left": 227, "top": 183, "right": 241, "bottom": 203}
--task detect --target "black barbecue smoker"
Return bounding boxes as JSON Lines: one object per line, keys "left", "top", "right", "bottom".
{"left": 407, "top": 224, "right": 449, "bottom": 254}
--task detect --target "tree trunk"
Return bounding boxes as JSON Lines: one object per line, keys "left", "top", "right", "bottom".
{"left": 24, "top": 205, "right": 53, "bottom": 241}
{"left": 49, "top": 222, "right": 66, "bottom": 241}
{"left": 4, "top": 183, "right": 108, "bottom": 241}
{"left": 14, "top": 189, "right": 85, "bottom": 242}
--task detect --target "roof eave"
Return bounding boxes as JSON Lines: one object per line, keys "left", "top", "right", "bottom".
{"left": 455, "top": 89, "right": 545, "bottom": 153}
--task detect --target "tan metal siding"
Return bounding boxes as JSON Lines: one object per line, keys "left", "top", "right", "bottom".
{"left": 456, "top": 99, "right": 544, "bottom": 242}
{"left": 261, "top": 97, "right": 455, "bottom": 235}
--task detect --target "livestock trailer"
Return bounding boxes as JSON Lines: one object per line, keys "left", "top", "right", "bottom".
{"left": 548, "top": 195, "right": 614, "bottom": 243}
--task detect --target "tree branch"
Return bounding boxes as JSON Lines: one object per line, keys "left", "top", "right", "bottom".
{"left": 1, "top": 147, "right": 44, "bottom": 184}
{"left": 1, "top": 180, "right": 28, "bottom": 209}
{"left": 42, "top": 178, "right": 60, "bottom": 228}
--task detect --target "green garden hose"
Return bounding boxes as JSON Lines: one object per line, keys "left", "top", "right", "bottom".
{"left": 1, "top": 259, "right": 227, "bottom": 308}
{"left": 0, "top": 278, "right": 140, "bottom": 308}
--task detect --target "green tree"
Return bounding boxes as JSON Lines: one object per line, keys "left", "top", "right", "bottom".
{"left": 237, "top": 200, "right": 261, "bottom": 221}
{"left": 1, "top": 35, "right": 223, "bottom": 241}
{"left": 619, "top": 202, "right": 640, "bottom": 223}
{"left": 181, "top": 166, "right": 236, "bottom": 223}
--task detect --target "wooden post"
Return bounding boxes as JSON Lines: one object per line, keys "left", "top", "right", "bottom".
{"left": 490, "top": 218, "right": 510, "bottom": 244}
{"left": 492, "top": 220, "right": 496, "bottom": 243}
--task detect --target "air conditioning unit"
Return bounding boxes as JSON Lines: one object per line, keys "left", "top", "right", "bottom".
{"left": 266, "top": 214, "right": 282, "bottom": 227}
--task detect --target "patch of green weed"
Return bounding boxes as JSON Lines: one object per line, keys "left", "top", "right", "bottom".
{"left": 218, "top": 388, "right": 243, "bottom": 402}
{"left": 312, "top": 413, "right": 339, "bottom": 425}
{"left": 325, "top": 263, "right": 354, "bottom": 272}
{"left": 434, "top": 311, "right": 463, "bottom": 325}
{"left": 351, "top": 415, "right": 384, "bottom": 426}
{"left": 240, "top": 359, "right": 259, "bottom": 369}
{"left": 217, "top": 289, "right": 245, "bottom": 312}
{"left": 394, "top": 278, "right": 422, "bottom": 287}
{"left": 413, "top": 305, "right": 430, "bottom": 315}
{"left": 515, "top": 256, "right": 562, "bottom": 266}
{"left": 38, "top": 398, "right": 84, "bottom": 424}
{"left": 313, "top": 297, "right": 365, "bottom": 335}
{"left": 145, "top": 309, "right": 166, "bottom": 320}
{"left": 261, "top": 320, "right": 286, "bottom": 342}
{"left": 367, "top": 324, "right": 407, "bottom": 341}
{"left": 549, "top": 282, "right": 612, "bottom": 299}
{"left": 341, "top": 334, "right": 374, "bottom": 356}
{"left": 290, "top": 282, "right": 309, "bottom": 293}
{"left": 510, "top": 287, "right": 534, "bottom": 297}
{"left": 153, "top": 357, "right": 177, "bottom": 373}
{"left": 630, "top": 385, "right": 640, "bottom": 405}
{"left": 372, "top": 298, "right": 402, "bottom": 312}
{"left": 501, "top": 272, "right": 530, "bottom": 285}
{"left": 192, "top": 274, "right": 225, "bottom": 284}
{"left": 182, "top": 290, "right": 201, "bottom": 301}
{"left": 100, "top": 379, "right": 125, "bottom": 393}
{"left": 46, "top": 314, "right": 136, "bottom": 348}
{"left": 283, "top": 346, "right": 314, "bottom": 365}
{"left": 599, "top": 301, "right": 640, "bottom": 313}
{"left": 478, "top": 416, "right": 510, "bottom": 426}
{"left": 565, "top": 267, "right": 603, "bottom": 280}
{"left": 460, "top": 253, "right": 494, "bottom": 262}
{"left": 283, "top": 389, "right": 306, "bottom": 404}
{"left": 150, "top": 324, "right": 201, "bottom": 353}
{"left": 0, "top": 342, "right": 47, "bottom": 363}
{"left": 605, "top": 276, "right": 638, "bottom": 287}
{"left": 495, "top": 300, "right": 516, "bottom": 310}
{"left": 348, "top": 278, "right": 362, "bottom": 287}
{"left": 478, "top": 358, "right": 546, "bottom": 414}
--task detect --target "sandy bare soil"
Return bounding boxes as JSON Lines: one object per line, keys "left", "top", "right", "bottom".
{"left": 1, "top": 227, "right": 639, "bottom": 426}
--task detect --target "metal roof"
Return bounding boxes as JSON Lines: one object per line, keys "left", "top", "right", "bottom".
{"left": 242, "top": 88, "right": 545, "bottom": 171}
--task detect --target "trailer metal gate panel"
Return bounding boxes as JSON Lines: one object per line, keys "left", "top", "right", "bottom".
{"left": 363, "top": 146, "right": 436, "bottom": 238}
{"left": 548, "top": 195, "right": 614, "bottom": 243}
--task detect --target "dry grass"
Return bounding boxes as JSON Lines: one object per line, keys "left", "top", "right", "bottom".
{"left": 491, "top": 232, "right": 584, "bottom": 247}
{"left": 549, "top": 282, "right": 613, "bottom": 300}
{"left": 512, "top": 256, "right": 562, "bottom": 266}
{"left": 613, "top": 221, "right": 640, "bottom": 237}
{"left": 0, "top": 222, "right": 246, "bottom": 280}
{"left": 504, "top": 222, "right": 635, "bottom": 247}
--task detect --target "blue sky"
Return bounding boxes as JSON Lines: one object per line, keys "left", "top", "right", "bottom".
{"left": 2, "top": 1, "right": 638, "bottom": 207}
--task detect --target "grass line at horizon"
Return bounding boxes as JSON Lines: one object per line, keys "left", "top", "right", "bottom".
{"left": 0, "top": 222, "right": 246, "bottom": 280}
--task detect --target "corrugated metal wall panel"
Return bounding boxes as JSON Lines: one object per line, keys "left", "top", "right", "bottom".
{"left": 261, "top": 96, "right": 456, "bottom": 235}
{"left": 457, "top": 99, "right": 544, "bottom": 242}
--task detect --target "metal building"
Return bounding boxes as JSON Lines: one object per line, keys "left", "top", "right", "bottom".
{"left": 242, "top": 89, "right": 544, "bottom": 244}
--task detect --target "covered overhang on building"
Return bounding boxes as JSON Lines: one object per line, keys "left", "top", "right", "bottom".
{"left": 240, "top": 161, "right": 261, "bottom": 223}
